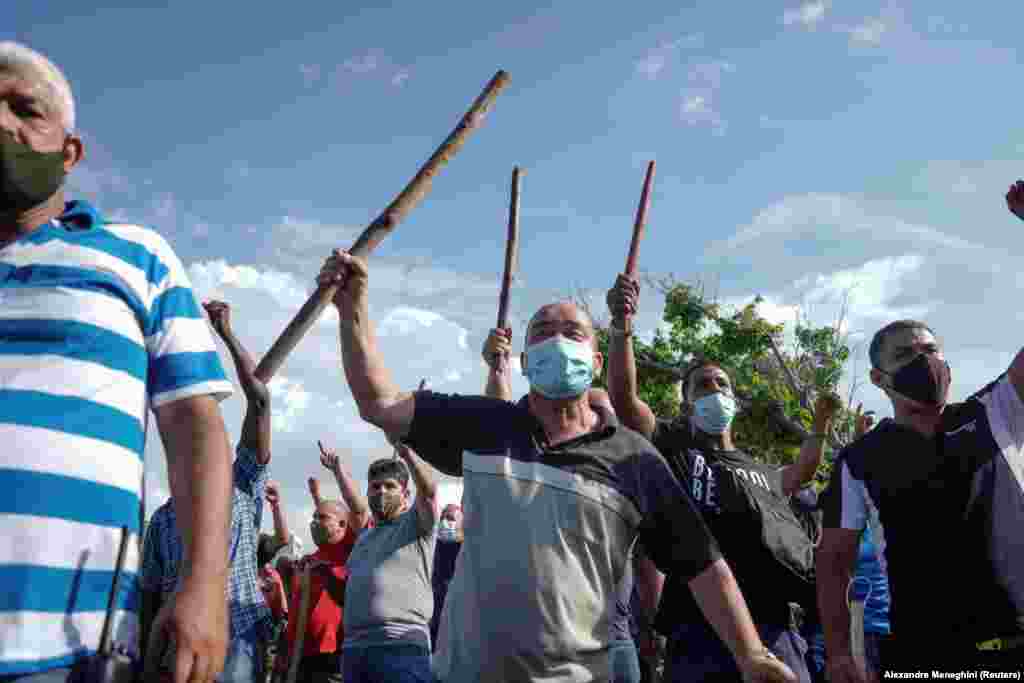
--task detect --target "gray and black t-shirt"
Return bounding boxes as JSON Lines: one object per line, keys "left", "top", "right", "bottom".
{"left": 404, "top": 392, "right": 721, "bottom": 683}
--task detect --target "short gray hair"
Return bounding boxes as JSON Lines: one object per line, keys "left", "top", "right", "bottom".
{"left": 0, "top": 42, "right": 76, "bottom": 133}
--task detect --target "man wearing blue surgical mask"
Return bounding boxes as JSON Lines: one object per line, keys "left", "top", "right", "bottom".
{"left": 606, "top": 274, "right": 840, "bottom": 683}
{"left": 316, "top": 250, "right": 798, "bottom": 683}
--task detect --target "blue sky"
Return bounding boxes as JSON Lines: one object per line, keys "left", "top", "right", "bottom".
{"left": 9, "top": 1, "right": 1024, "bottom": 544}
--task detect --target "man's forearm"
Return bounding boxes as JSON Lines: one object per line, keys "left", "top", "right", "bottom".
{"left": 818, "top": 555, "right": 855, "bottom": 657}
{"left": 219, "top": 329, "right": 266, "bottom": 404}
{"left": 332, "top": 467, "right": 370, "bottom": 526}
{"left": 159, "top": 398, "right": 232, "bottom": 584}
{"left": 338, "top": 313, "right": 402, "bottom": 425}
{"left": 484, "top": 366, "right": 513, "bottom": 402}
{"left": 688, "top": 558, "right": 764, "bottom": 662}
{"left": 607, "top": 330, "right": 639, "bottom": 410}
{"left": 401, "top": 447, "right": 437, "bottom": 503}
{"left": 271, "top": 502, "right": 291, "bottom": 549}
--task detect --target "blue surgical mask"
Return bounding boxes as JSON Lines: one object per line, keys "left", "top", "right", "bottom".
{"left": 522, "top": 335, "right": 595, "bottom": 399}
{"left": 691, "top": 392, "right": 736, "bottom": 435}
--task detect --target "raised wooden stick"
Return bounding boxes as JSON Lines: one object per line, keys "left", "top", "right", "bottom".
{"left": 254, "top": 70, "right": 512, "bottom": 382}
{"left": 285, "top": 565, "right": 313, "bottom": 683}
{"left": 496, "top": 166, "right": 521, "bottom": 330}
{"left": 625, "top": 160, "right": 656, "bottom": 276}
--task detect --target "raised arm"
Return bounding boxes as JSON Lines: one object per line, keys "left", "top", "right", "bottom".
{"left": 203, "top": 300, "right": 272, "bottom": 464}
{"left": 265, "top": 481, "right": 291, "bottom": 550}
{"left": 781, "top": 392, "right": 840, "bottom": 496}
{"left": 482, "top": 327, "right": 514, "bottom": 401}
{"left": 394, "top": 440, "right": 439, "bottom": 533}
{"left": 318, "top": 441, "right": 371, "bottom": 531}
{"left": 605, "top": 274, "right": 657, "bottom": 439}
{"left": 318, "top": 250, "right": 415, "bottom": 437}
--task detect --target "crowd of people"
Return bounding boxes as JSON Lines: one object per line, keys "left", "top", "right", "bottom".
{"left": 1, "top": 41, "right": 1022, "bottom": 683}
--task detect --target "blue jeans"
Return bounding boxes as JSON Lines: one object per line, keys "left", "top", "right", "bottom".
{"left": 218, "top": 629, "right": 263, "bottom": 683}
{"left": 342, "top": 644, "right": 432, "bottom": 683}
{"left": 664, "top": 620, "right": 811, "bottom": 683}
{"left": 609, "top": 640, "right": 641, "bottom": 683}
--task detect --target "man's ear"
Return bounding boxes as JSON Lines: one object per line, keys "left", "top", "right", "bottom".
{"left": 591, "top": 351, "right": 604, "bottom": 379}
{"left": 63, "top": 134, "right": 84, "bottom": 172}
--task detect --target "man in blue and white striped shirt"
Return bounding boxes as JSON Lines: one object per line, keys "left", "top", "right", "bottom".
{"left": 0, "top": 42, "right": 236, "bottom": 683}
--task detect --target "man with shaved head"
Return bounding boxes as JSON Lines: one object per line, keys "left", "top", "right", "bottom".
{"left": 316, "top": 250, "right": 796, "bottom": 682}
{"left": 276, "top": 452, "right": 369, "bottom": 683}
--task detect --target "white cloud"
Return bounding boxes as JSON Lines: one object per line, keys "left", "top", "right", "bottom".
{"left": 678, "top": 61, "right": 734, "bottom": 134}
{"left": 782, "top": 1, "right": 829, "bottom": 29}
{"left": 848, "top": 17, "right": 887, "bottom": 45}
{"left": 705, "top": 193, "right": 988, "bottom": 255}
{"left": 634, "top": 34, "right": 703, "bottom": 80}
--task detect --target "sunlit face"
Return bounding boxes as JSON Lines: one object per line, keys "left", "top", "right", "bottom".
{"left": 876, "top": 328, "right": 943, "bottom": 375}
{"left": 686, "top": 365, "right": 732, "bottom": 404}
{"left": 521, "top": 302, "right": 603, "bottom": 377}
{"left": 313, "top": 501, "right": 346, "bottom": 543}
{"left": 526, "top": 302, "right": 595, "bottom": 347}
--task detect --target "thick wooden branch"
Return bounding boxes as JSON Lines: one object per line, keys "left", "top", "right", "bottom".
{"left": 255, "top": 70, "right": 511, "bottom": 382}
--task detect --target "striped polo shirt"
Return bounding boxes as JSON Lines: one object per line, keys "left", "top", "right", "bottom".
{"left": 0, "top": 201, "right": 232, "bottom": 676}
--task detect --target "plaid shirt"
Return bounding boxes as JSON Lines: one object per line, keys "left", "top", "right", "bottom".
{"left": 141, "top": 444, "right": 272, "bottom": 640}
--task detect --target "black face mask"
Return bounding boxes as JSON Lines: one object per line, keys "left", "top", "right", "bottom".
{"left": 0, "top": 132, "right": 67, "bottom": 213}
{"left": 878, "top": 352, "right": 951, "bottom": 406}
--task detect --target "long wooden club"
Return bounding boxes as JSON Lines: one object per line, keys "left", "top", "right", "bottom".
{"left": 284, "top": 565, "right": 313, "bottom": 683}
{"left": 255, "top": 70, "right": 512, "bottom": 382}
{"left": 496, "top": 166, "right": 521, "bottom": 330}
{"left": 493, "top": 167, "right": 521, "bottom": 375}
{"left": 625, "top": 160, "right": 656, "bottom": 276}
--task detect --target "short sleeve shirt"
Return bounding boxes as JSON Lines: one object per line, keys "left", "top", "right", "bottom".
{"left": 820, "top": 374, "right": 1024, "bottom": 641}
{"left": 650, "top": 418, "right": 798, "bottom": 629}
{"left": 403, "top": 392, "right": 720, "bottom": 683}
{"left": 343, "top": 505, "right": 437, "bottom": 649}
{"left": 0, "top": 201, "right": 232, "bottom": 676}
{"left": 285, "top": 525, "right": 360, "bottom": 657}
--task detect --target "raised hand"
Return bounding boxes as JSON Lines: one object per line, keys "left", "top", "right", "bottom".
{"left": 482, "top": 327, "right": 513, "bottom": 371}
{"left": 606, "top": 273, "right": 640, "bottom": 321}
{"left": 265, "top": 480, "right": 281, "bottom": 507}
{"left": 1006, "top": 180, "right": 1024, "bottom": 222}
{"left": 854, "top": 403, "right": 876, "bottom": 438}
{"left": 318, "top": 440, "right": 342, "bottom": 475}
{"left": 316, "top": 249, "right": 369, "bottom": 315}
{"left": 202, "top": 300, "right": 232, "bottom": 338}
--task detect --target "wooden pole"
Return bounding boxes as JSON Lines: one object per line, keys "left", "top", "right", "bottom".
{"left": 624, "top": 160, "right": 656, "bottom": 276}
{"left": 284, "top": 566, "right": 313, "bottom": 683}
{"left": 255, "top": 70, "right": 512, "bottom": 382}
{"left": 496, "top": 166, "right": 521, "bottom": 330}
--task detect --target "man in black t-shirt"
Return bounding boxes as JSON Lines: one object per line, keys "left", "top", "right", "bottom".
{"left": 606, "top": 275, "right": 839, "bottom": 682}
{"left": 816, "top": 317, "right": 1024, "bottom": 680}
